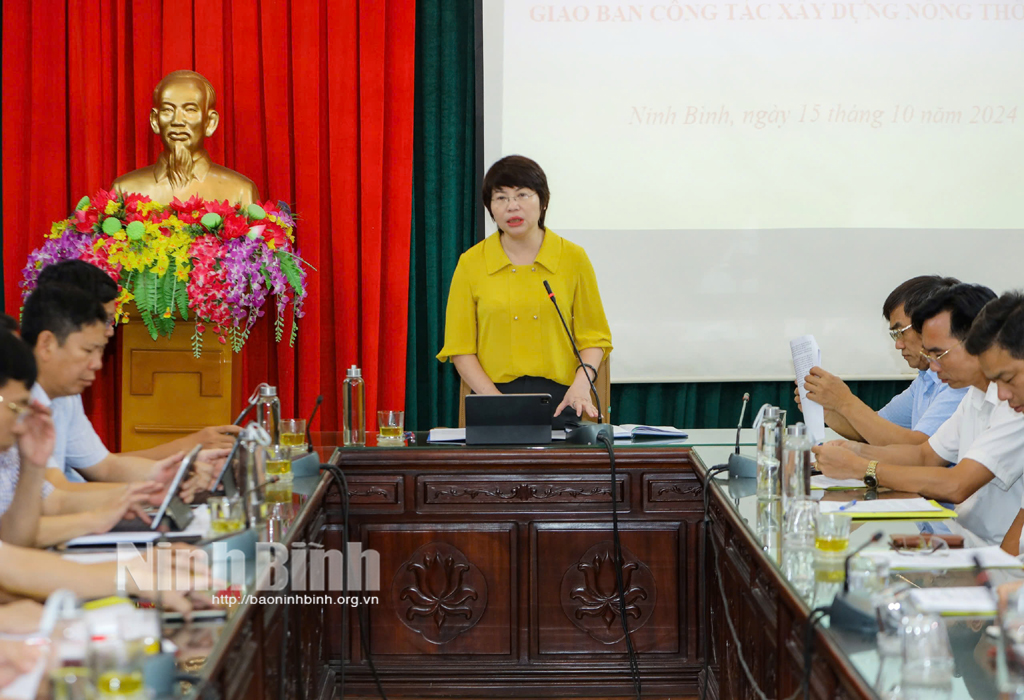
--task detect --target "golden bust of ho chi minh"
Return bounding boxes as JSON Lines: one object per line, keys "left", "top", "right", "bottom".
{"left": 113, "top": 70, "right": 260, "bottom": 206}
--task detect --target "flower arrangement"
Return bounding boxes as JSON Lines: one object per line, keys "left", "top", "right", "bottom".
{"left": 21, "top": 190, "right": 309, "bottom": 357}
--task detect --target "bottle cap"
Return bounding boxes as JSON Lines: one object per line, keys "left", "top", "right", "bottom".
{"left": 346, "top": 365, "right": 362, "bottom": 379}
{"left": 787, "top": 423, "right": 808, "bottom": 437}
{"left": 259, "top": 385, "right": 278, "bottom": 397}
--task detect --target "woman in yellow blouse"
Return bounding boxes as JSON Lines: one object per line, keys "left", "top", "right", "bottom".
{"left": 437, "top": 156, "right": 612, "bottom": 424}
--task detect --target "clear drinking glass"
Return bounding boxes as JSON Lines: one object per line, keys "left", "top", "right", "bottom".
{"left": 815, "top": 511, "right": 852, "bottom": 555}
{"left": 378, "top": 413, "right": 405, "bottom": 440}
{"left": 208, "top": 495, "right": 245, "bottom": 535}
{"left": 265, "top": 444, "right": 292, "bottom": 480}
{"left": 783, "top": 497, "right": 819, "bottom": 547}
{"left": 900, "top": 613, "right": 954, "bottom": 700}
{"left": 279, "top": 418, "right": 307, "bottom": 455}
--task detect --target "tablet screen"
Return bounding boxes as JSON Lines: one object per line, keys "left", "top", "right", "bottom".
{"left": 151, "top": 444, "right": 203, "bottom": 530}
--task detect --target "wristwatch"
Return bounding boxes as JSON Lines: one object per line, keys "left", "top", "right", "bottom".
{"left": 864, "top": 460, "right": 879, "bottom": 488}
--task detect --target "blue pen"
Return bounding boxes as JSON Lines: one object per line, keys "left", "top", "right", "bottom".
{"left": 839, "top": 500, "right": 858, "bottom": 511}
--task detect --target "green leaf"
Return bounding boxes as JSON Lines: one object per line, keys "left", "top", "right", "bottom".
{"left": 141, "top": 308, "right": 158, "bottom": 341}
{"left": 175, "top": 278, "right": 189, "bottom": 320}
{"left": 145, "top": 271, "right": 156, "bottom": 316}
{"left": 274, "top": 306, "right": 285, "bottom": 342}
{"left": 277, "top": 252, "right": 304, "bottom": 291}
{"left": 133, "top": 271, "right": 149, "bottom": 316}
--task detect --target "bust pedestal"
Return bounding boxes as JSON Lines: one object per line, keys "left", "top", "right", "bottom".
{"left": 119, "top": 305, "right": 242, "bottom": 451}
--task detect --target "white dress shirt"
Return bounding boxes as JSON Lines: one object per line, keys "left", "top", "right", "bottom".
{"left": 32, "top": 384, "right": 109, "bottom": 483}
{"left": 928, "top": 382, "right": 1024, "bottom": 545}
{"left": 0, "top": 446, "right": 55, "bottom": 520}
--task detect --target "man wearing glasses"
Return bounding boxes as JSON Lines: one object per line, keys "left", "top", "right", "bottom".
{"left": 815, "top": 283, "right": 1024, "bottom": 547}
{"left": 799, "top": 275, "right": 965, "bottom": 446}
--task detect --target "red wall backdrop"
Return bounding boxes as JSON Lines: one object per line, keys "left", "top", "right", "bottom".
{"left": 1, "top": 0, "right": 416, "bottom": 447}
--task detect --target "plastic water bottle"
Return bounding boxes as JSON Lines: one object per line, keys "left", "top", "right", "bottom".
{"left": 782, "top": 422, "right": 813, "bottom": 509}
{"left": 255, "top": 384, "right": 281, "bottom": 445}
{"left": 343, "top": 365, "right": 365, "bottom": 446}
{"left": 756, "top": 406, "right": 785, "bottom": 501}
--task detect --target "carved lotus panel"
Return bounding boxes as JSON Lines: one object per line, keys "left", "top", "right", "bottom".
{"left": 391, "top": 541, "right": 488, "bottom": 644}
{"left": 560, "top": 540, "right": 657, "bottom": 644}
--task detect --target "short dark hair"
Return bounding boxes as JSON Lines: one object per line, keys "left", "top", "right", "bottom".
{"left": 0, "top": 314, "right": 18, "bottom": 332}
{"left": 911, "top": 283, "right": 997, "bottom": 341}
{"left": 20, "top": 284, "right": 108, "bottom": 348}
{"left": 0, "top": 329, "right": 37, "bottom": 390}
{"left": 965, "top": 291, "right": 1024, "bottom": 359}
{"left": 481, "top": 155, "right": 551, "bottom": 231}
{"left": 37, "top": 260, "right": 118, "bottom": 304}
{"left": 882, "top": 275, "right": 960, "bottom": 320}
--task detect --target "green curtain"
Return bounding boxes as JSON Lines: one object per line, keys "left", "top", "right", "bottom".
{"left": 405, "top": 0, "right": 477, "bottom": 431}
{"left": 611, "top": 379, "right": 911, "bottom": 429}
{"left": 404, "top": 1, "right": 911, "bottom": 432}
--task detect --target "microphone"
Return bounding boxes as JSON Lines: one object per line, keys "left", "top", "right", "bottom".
{"left": 734, "top": 393, "right": 749, "bottom": 455}
{"left": 843, "top": 530, "right": 884, "bottom": 594}
{"left": 726, "top": 393, "right": 756, "bottom": 477}
{"left": 828, "top": 530, "right": 885, "bottom": 636}
{"left": 543, "top": 280, "right": 612, "bottom": 445}
{"left": 305, "top": 395, "right": 323, "bottom": 453}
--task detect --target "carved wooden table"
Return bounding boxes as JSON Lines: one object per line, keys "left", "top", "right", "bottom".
{"left": 326, "top": 444, "right": 707, "bottom": 697}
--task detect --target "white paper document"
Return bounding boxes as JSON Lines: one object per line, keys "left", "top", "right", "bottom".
{"left": 427, "top": 428, "right": 567, "bottom": 443}
{"left": 866, "top": 545, "right": 1024, "bottom": 572}
{"left": 818, "top": 498, "right": 943, "bottom": 514}
{"left": 810, "top": 475, "right": 865, "bottom": 490}
{"left": 791, "top": 334, "right": 826, "bottom": 443}
{"left": 613, "top": 424, "right": 689, "bottom": 440}
{"left": 909, "top": 587, "right": 996, "bottom": 616}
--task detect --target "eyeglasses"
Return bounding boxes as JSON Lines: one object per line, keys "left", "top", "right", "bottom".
{"left": 889, "top": 323, "right": 913, "bottom": 341}
{"left": 490, "top": 192, "right": 537, "bottom": 208}
{"left": 0, "top": 397, "right": 30, "bottom": 419}
{"left": 920, "top": 340, "right": 962, "bottom": 366}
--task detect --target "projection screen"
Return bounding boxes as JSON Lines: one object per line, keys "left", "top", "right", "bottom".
{"left": 482, "top": 0, "right": 1024, "bottom": 382}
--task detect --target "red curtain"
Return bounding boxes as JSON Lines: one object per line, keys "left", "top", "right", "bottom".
{"left": 1, "top": 0, "right": 416, "bottom": 447}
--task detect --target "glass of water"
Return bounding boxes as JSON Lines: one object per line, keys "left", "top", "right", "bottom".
{"left": 900, "top": 613, "right": 954, "bottom": 699}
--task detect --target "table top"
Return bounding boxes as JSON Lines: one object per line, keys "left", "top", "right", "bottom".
{"left": 312, "top": 427, "right": 757, "bottom": 450}
{"left": 692, "top": 443, "right": 1024, "bottom": 699}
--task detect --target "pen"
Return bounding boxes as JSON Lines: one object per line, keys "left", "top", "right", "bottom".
{"left": 839, "top": 500, "right": 857, "bottom": 511}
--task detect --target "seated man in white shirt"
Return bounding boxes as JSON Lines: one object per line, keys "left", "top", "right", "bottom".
{"left": 798, "top": 275, "right": 967, "bottom": 445}
{"left": 0, "top": 328, "right": 159, "bottom": 547}
{"left": 19, "top": 284, "right": 202, "bottom": 487}
{"left": 35, "top": 260, "right": 240, "bottom": 456}
{"left": 961, "top": 292, "right": 1024, "bottom": 553}
{"left": 814, "top": 283, "right": 1024, "bottom": 546}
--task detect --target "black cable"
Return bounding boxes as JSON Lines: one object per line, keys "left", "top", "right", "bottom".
{"left": 699, "top": 464, "right": 729, "bottom": 700}
{"left": 321, "top": 463, "right": 388, "bottom": 700}
{"left": 803, "top": 607, "right": 831, "bottom": 700}
{"left": 597, "top": 433, "right": 641, "bottom": 698}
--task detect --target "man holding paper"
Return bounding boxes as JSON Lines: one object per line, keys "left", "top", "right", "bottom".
{"left": 798, "top": 275, "right": 966, "bottom": 445}
{"left": 814, "top": 283, "right": 1024, "bottom": 546}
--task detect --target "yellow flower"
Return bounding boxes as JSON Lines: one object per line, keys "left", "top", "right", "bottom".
{"left": 136, "top": 201, "right": 161, "bottom": 216}
{"left": 104, "top": 200, "right": 121, "bottom": 216}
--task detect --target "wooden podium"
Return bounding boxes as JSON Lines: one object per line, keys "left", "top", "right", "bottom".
{"left": 119, "top": 311, "right": 241, "bottom": 451}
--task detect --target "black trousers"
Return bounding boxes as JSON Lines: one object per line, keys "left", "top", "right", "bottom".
{"left": 491, "top": 376, "right": 577, "bottom": 429}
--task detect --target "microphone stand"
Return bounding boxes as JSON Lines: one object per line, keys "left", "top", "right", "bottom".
{"left": 727, "top": 393, "right": 756, "bottom": 477}
{"left": 543, "top": 280, "right": 641, "bottom": 696}
{"left": 543, "top": 280, "right": 612, "bottom": 445}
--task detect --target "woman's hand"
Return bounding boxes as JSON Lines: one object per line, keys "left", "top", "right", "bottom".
{"left": 556, "top": 385, "right": 599, "bottom": 420}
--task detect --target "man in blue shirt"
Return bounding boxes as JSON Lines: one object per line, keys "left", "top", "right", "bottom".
{"left": 800, "top": 275, "right": 968, "bottom": 446}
